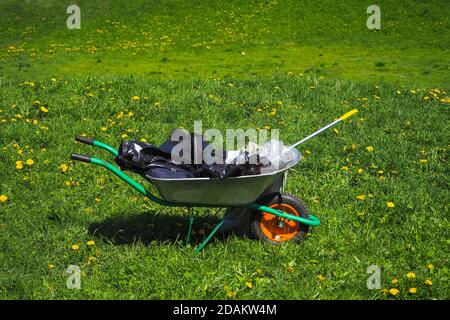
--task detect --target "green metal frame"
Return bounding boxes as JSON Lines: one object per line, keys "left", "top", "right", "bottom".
{"left": 72, "top": 138, "right": 321, "bottom": 252}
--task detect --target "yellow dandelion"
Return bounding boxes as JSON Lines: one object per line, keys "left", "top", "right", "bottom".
{"left": 391, "top": 278, "right": 399, "bottom": 285}
{"left": 25, "top": 159, "right": 34, "bottom": 166}
{"left": 227, "top": 291, "right": 236, "bottom": 298}
{"left": 357, "top": 194, "right": 366, "bottom": 201}
{"left": 341, "top": 166, "right": 349, "bottom": 171}
{"left": 131, "top": 95, "right": 140, "bottom": 101}
{"left": 48, "top": 264, "right": 55, "bottom": 269}
{"left": 419, "top": 159, "right": 428, "bottom": 164}
{"left": 408, "top": 287, "right": 417, "bottom": 294}
{"left": 357, "top": 168, "right": 364, "bottom": 174}
{"left": 366, "top": 146, "right": 374, "bottom": 152}
{"left": 100, "top": 127, "right": 108, "bottom": 131}
{"left": 424, "top": 279, "right": 433, "bottom": 286}
{"left": 88, "top": 256, "right": 96, "bottom": 263}
{"left": 245, "top": 282, "right": 253, "bottom": 289}
{"left": 407, "top": 272, "right": 416, "bottom": 279}
{"left": 16, "top": 160, "right": 24, "bottom": 169}
{"left": 0, "top": 194, "right": 8, "bottom": 203}
{"left": 427, "top": 264, "right": 435, "bottom": 270}
{"left": 317, "top": 274, "right": 325, "bottom": 281}
{"left": 59, "top": 163, "right": 69, "bottom": 173}
{"left": 71, "top": 244, "right": 80, "bottom": 251}
{"left": 387, "top": 202, "right": 395, "bottom": 208}
{"left": 389, "top": 288, "right": 399, "bottom": 296}
{"left": 40, "top": 106, "right": 49, "bottom": 113}
{"left": 87, "top": 240, "right": 95, "bottom": 246}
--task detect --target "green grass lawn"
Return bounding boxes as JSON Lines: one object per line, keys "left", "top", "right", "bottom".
{"left": 0, "top": 0, "right": 449, "bottom": 299}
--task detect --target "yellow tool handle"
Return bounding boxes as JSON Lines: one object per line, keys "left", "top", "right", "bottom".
{"left": 339, "top": 109, "right": 358, "bottom": 121}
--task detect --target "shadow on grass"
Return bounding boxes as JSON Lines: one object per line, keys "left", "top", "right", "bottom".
{"left": 88, "top": 212, "right": 227, "bottom": 246}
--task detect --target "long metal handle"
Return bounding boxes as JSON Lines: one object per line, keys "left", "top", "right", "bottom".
{"left": 290, "top": 109, "right": 358, "bottom": 149}
{"left": 74, "top": 136, "right": 119, "bottom": 157}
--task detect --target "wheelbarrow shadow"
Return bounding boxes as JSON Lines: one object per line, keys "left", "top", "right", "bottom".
{"left": 88, "top": 211, "right": 231, "bottom": 246}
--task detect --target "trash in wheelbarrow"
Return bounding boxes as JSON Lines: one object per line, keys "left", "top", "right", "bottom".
{"left": 114, "top": 130, "right": 300, "bottom": 179}
{"left": 114, "top": 132, "right": 259, "bottom": 179}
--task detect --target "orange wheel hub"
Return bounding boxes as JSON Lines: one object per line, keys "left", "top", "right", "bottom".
{"left": 260, "top": 203, "right": 300, "bottom": 242}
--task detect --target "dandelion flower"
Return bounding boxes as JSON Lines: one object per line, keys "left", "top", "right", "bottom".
{"left": 131, "top": 95, "right": 140, "bottom": 101}
{"left": 227, "top": 291, "right": 236, "bottom": 298}
{"left": 408, "top": 287, "right": 417, "bottom": 294}
{"left": 48, "top": 264, "right": 55, "bottom": 269}
{"left": 357, "top": 194, "right": 366, "bottom": 201}
{"left": 391, "top": 278, "right": 399, "bottom": 285}
{"left": 427, "top": 264, "right": 434, "bottom": 270}
{"left": 407, "top": 272, "right": 416, "bottom": 279}
{"left": 16, "top": 160, "right": 24, "bottom": 170}
{"left": 40, "top": 106, "right": 49, "bottom": 113}
{"left": 0, "top": 194, "right": 8, "bottom": 203}
{"left": 245, "top": 282, "right": 253, "bottom": 289}
{"left": 88, "top": 256, "right": 96, "bottom": 263}
{"left": 317, "top": 274, "right": 325, "bottom": 281}
{"left": 387, "top": 202, "right": 395, "bottom": 208}
{"left": 366, "top": 146, "right": 374, "bottom": 152}
{"left": 26, "top": 159, "right": 34, "bottom": 166}
{"left": 419, "top": 159, "right": 428, "bottom": 164}
{"left": 71, "top": 244, "right": 80, "bottom": 251}
{"left": 87, "top": 240, "right": 95, "bottom": 246}
{"left": 424, "top": 279, "right": 433, "bottom": 286}
{"left": 59, "top": 164, "right": 69, "bottom": 173}
{"left": 341, "top": 166, "right": 349, "bottom": 171}
{"left": 357, "top": 168, "right": 364, "bottom": 174}
{"left": 389, "top": 288, "right": 399, "bottom": 296}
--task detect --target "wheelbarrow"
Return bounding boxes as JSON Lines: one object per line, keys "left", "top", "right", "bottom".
{"left": 70, "top": 109, "right": 358, "bottom": 252}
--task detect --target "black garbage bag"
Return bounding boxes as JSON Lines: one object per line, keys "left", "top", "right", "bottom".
{"left": 114, "top": 131, "right": 264, "bottom": 179}
{"left": 115, "top": 140, "right": 196, "bottom": 179}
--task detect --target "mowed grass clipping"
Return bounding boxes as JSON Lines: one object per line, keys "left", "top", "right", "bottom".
{"left": 0, "top": 76, "right": 448, "bottom": 299}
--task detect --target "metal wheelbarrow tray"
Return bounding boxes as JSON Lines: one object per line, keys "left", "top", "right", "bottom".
{"left": 147, "top": 161, "right": 297, "bottom": 206}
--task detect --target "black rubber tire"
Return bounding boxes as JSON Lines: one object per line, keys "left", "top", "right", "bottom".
{"left": 249, "top": 193, "right": 309, "bottom": 244}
